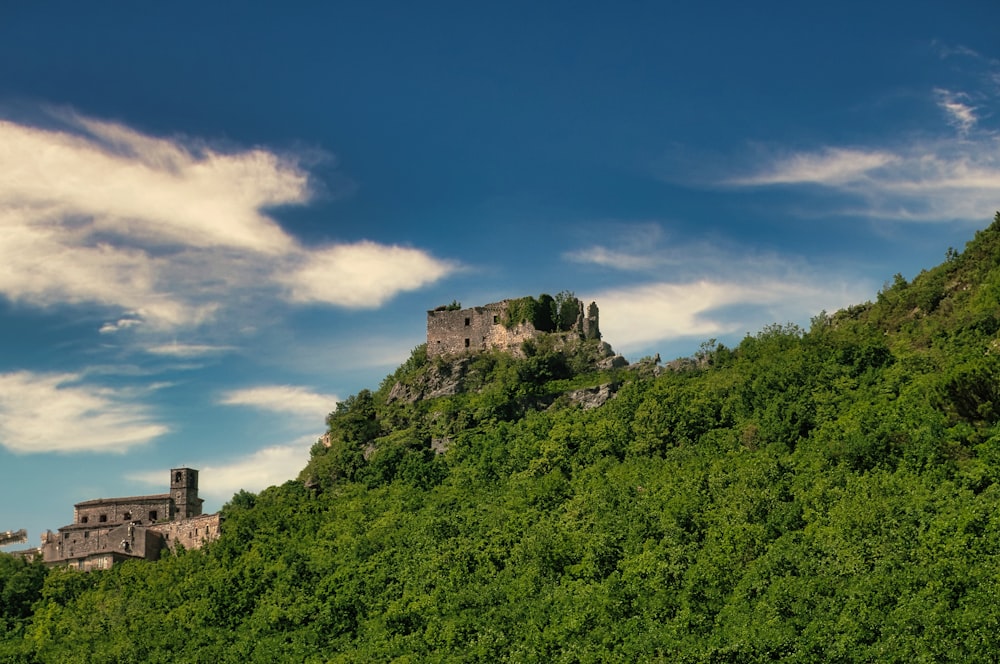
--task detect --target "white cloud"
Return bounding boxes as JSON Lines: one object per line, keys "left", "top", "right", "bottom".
{"left": 0, "top": 371, "right": 167, "bottom": 453}
{"left": 144, "top": 342, "right": 236, "bottom": 358}
{"left": 935, "top": 88, "right": 978, "bottom": 135}
{"left": 0, "top": 112, "right": 456, "bottom": 337}
{"left": 590, "top": 275, "right": 867, "bottom": 354}
{"left": 281, "top": 241, "right": 457, "bottom": 308}
{"left": 728, "top": 148, "right": 898, "bottom": 186}
{"left": 729, "top": 139, "right": 1000, "bottom": 222}
{"left": 99, "top": 317, "right": 143, "bottom": 334}
{"left": 564, "top": 246, "right": 661, "bottom": 271}
{"left": 130, "top": 434, "right": 317, "bottom": 502}
{"left": 219, "top": 385, "right": 339, "bottom": 420}
{"left": 568, "top": 227, "right": 872, "bottom": 353}
{"left": 1, "top": 115, "right": 305, "bottom": 253}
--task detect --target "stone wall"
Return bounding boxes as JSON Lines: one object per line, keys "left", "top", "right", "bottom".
{"left": 41, "top": 521, "right": 163, "bottom": 566}
{"left": 427, "top": 301, "right": 512, "bottom": 357}
{"left": 74, "top": 495, "right": 174, "bottom": 527}
{"left": 426, "top": 297, "right": 601, "bottom": 358}
{"left": 150, "top": 513, "right": 221, "bottom": 552}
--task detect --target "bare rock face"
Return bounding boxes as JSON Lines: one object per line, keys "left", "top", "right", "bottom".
{"left": 565, "top": 383, "right": 617, "bottom": 409}
{"left": 386, "top": 357, "right": 471, "bottom": 404}
{"left": 597, "top": 355, "right": 629, "bottom": 370}
{"left": 430, "top": 437, "right": 452, "bottom": 454}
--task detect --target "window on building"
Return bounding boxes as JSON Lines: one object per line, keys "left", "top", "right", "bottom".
{"left": 83, "top": 531, "right": 89, "bottom": 539}
{"left": 99, "top": 514, "right": 107, "bottom": 523}
{"left": 175, "top": 471, "right": 183, "bottom": 483}
{"left": 493, "top": 315, "right": 499, "bottom": 324}
{"left": 123, "top": 512, "right": 131, "bottom": 521}
{"left": 464, "top": 338, "right": 470, "bottom": 347}
{"left": 464, "top": 317, "right": 470, "bottom": 326}
{"left": 149, "top": 510, "right": 158, "bottom": 521}
{"left": 81, "top": 516, "right": 88, "bottom": 524}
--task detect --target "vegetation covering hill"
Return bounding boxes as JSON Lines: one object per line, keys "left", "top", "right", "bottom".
{"left": 4, "top": 214, "right": 1000, "bottom": 662}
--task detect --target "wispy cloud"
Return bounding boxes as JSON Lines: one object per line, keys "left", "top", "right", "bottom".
{"left": 563, "top": 222, "right": 678, "bottom": 272}
{"left": 935, "top": 88, "right": 978, "bottom": 136}
{"left": 144, "top": 342, "right": 236, "bottom": 358}
{"left": 219, "top": 385, "right": 339, "bottom": 420}
{"left": 724, "top": 48, "right": 1000, "bottom": 223}
{"left": 728, "top": 148, "right": 899, "bottom": 186}
{"left": 0, "top": 112, "right": 457, "bottom": 337}
{"left": 728, "top": 138, "right": 1000, "bottom": 222}
{"left": 0, "top": 371, "right": 167, "bottom": 453}
{"left": 130, "top": 434, "right": 317, "bottom": 501}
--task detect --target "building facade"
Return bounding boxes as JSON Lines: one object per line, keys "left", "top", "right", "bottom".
{"left": 41, "top": 468, "right": 220, "bottom": 571}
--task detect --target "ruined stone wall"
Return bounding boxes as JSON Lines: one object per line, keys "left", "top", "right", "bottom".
{"left": 427, "top": 297, "right": 601, "bottom": 358}
{"left": 427, "top": 301, "right": 512, "bottom": 357}
{"left": 150, "top": 513, "right": 221, "bottom": 552}
{"left": 484, "top": 321, "right": 540, "bottom": 355}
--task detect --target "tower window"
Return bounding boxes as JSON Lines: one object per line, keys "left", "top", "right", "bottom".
{"left": 464, "top": 317, "right": 470, "bottom": 326}
{"left": 464, "top": 338, "right": 470, "bottom": 348}
{"left": 99, "top": 514, "right": 107, "bottom": 523}
{"left": 81, "top": 516, "right": 89, "bottom": 524}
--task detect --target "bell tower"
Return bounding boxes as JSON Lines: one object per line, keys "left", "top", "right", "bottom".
{"left": 170, "top": 468, "right": 203, "bottom": 520}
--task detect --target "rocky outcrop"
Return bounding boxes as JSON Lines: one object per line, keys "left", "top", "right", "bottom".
{"left": 386, "top": 357, "right": 472, "bottom": 404}
{"left": 597, "top": 355, "right": 629, "bottom": 370}
{"left": 564, "top": 383, "right": 618, "bottom": 410}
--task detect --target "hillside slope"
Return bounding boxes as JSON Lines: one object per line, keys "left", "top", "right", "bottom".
{"left": 3, "top": 213, "right": 1000, "bottom": 663}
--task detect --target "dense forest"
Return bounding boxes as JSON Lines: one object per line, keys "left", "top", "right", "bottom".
{"left": 4, "top": 214, "right": 1000, "bottom": 662}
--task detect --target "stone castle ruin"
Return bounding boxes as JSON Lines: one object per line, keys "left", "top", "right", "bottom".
{"left": 40, "top": 468, "right": 220, "bottom": 571}
{"left": 426, "top": 296, "right": 601, "bottom": 358}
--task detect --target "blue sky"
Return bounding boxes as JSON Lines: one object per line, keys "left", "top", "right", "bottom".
{"left": 2, "top": 1, "right": 998, "bottom": 548}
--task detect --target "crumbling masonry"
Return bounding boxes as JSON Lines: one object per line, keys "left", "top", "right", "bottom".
{"left": 426, "top": 297, "right": 600, "bottom": 358}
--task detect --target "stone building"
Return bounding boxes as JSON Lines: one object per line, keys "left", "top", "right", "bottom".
{"left": 426, "top": 297, "right": 600, "bottom": 358}
{"left": 41, "top": 468, "right": 220, "bottom": 571}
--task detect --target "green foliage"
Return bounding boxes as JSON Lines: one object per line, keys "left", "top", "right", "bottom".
{"left": 9, "top": 213, "right": 1000, "bottom": 661}
{"left": 503, "top": 291, "right": 580, "bottom": 332}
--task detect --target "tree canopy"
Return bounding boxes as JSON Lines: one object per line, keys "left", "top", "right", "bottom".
{"left": 4, "top": 214, "right": 1000, "bottom": 662}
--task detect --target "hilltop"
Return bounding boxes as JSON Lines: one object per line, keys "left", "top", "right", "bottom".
{"left": 3, "top": 213, "right": 1000, "bottom": 662}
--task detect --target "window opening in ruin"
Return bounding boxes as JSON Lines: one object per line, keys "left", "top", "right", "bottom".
{"left": 464, "top": 338, "right": 470, "bottom": 348}
{"left": 81, "top": 516, "right": 88, "bottom": 524}
{"left": 83, "top": 531, "right": 89, "bottom": 538}
{"left": 493, "top": 315, "right": 498, "bottom": 324}
{"left": 99, "top": 514, "right": 107, "bottom": 523}
{"left": 464, "top": 317, "right": 470, "bottom": 326}
{"left": 149, "top": 510, "right": 157, "bottom": 521}
{"left": 123, "top": 512, "right": 131, "bottom": 520}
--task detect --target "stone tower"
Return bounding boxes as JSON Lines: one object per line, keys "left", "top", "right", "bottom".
{"left": 170, "top": 468, "right": 203, "bottom": 520}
